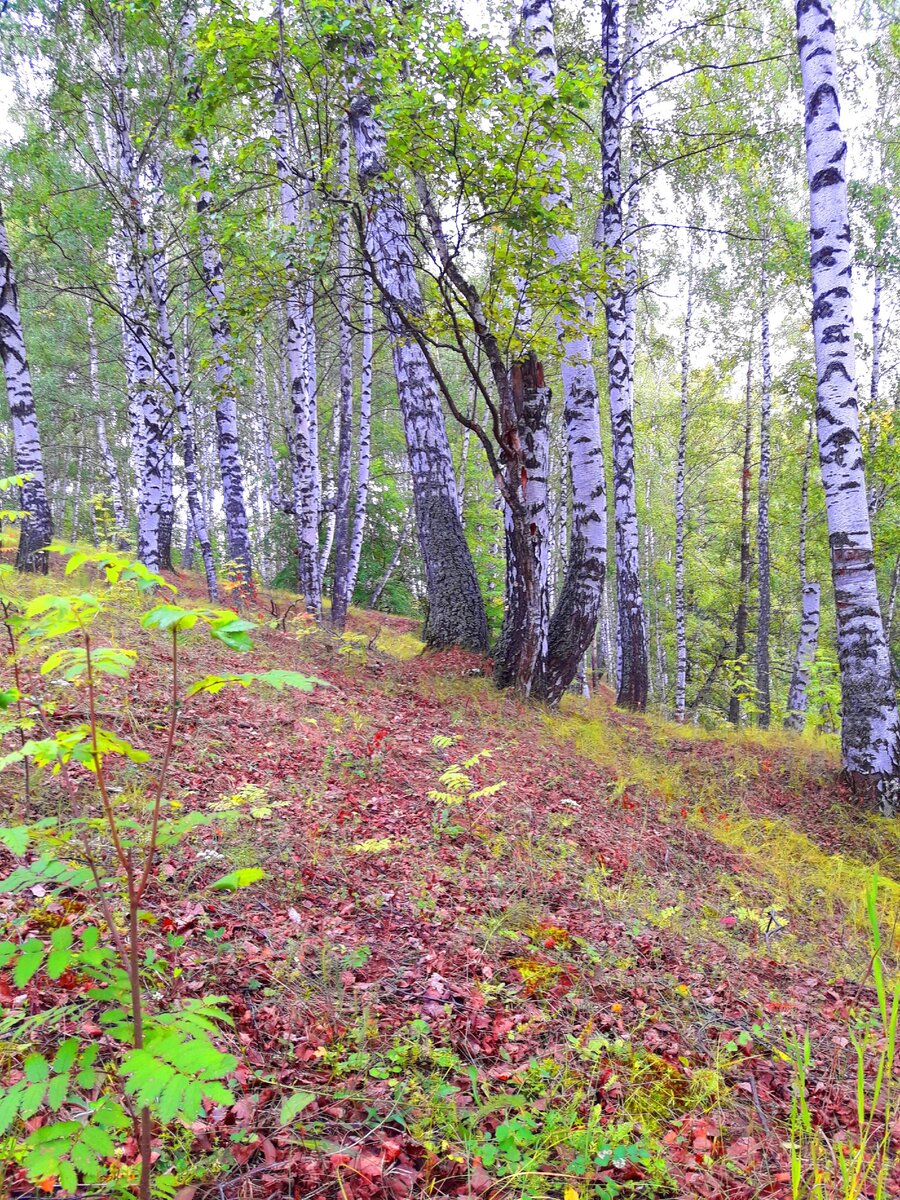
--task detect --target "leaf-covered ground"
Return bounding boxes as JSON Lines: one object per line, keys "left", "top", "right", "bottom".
{"left": 4, "top": 569, "right": 900, "bottom": 1200}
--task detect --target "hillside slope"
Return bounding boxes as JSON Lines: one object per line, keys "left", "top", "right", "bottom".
{"left": 3, "top": 567, "right": 900, "bottom": 1200}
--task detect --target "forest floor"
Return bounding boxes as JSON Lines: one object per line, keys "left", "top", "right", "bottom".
{"left": 4, "top": 565, "right": 900, "bottom": 1200}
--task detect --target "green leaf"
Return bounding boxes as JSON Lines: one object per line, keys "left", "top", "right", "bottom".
{"left": 209, "top": 867, "right": 266, "bottom": 892}
{"left": 14, "top": 943, "right": 45, "bottom": 987}
{"left": 279, "top": 1090, "right": 315, "bottom": 1124}
{"left": 46, "top": 1073, "right": 70, "bottom": 1112}
{"left": 0, "top": 826, "right": 29, "bottom": 856}
{"left": 0, "top": 1082, "right": 25, "bottom": 1135}
{"left": 46, "top": 947, "right": 72, "bottom": 980}
{"left": 24, "top": 1053, "right": 50, "bottom": 1083}
{"left": 142, "top": 604, "right": 199, "bottom": 632}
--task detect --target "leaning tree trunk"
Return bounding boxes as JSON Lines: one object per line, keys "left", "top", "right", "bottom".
{"left": 728, "top": 354, "right": 754, "bottom": 726}
{"left": 796, "top": 0, "right": 900, "bottom": 802}
{"left": 674, "top": 249, "right": 693, "bottom": 722}
{"left": 599, "top": 0, "right": 647, "bottom": 711}
{"left": 331, "top": 112, "right": 355, "bottom": 632}
{"left": 182, "top": 8, "right": 253, "bottom": 596}
{"left": 369, "top": 513, "right": 413, "bottom": 609}
{"left": 756, "top": 280, "right": 772, "bottom": 726}
{"left": 0, "top": 204, "right": 53, "bottom": 572}
{"left": 521, "top": 0, "right": 608, "bottom": 707}
{"left": 348, "top": 80, "right": 488, "bottom": 653}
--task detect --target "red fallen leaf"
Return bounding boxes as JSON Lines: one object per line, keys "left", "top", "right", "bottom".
{"left": 379, "top": 1137, "right": 404, "bottom": 1162}
{"left": 352, "top": 1151, "right": 384, "bottom": 1180}
{"left": 469, "top": 1162, "right": 493, "bottom": 1194}
{"left": 231, "top": 1137, "right": 261, "bottom": 1166}
{"left": 720, "top": 917, "right": 737, "bottom": 927}
{"left": 385, "top": 1165, "right": 417, "bottom": 1199}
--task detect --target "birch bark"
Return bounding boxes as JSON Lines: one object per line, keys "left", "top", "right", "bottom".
{"left": 349, "top": 78, "right": 488, "bottom": 652}
{"left": 728, "top": 355, "right": 753, "bottom": 726}
{"left": 182, "top": 8, "right": 253, "bottom": 596}
{"left": 674, "top": 251, "right": 692, "bottom": 721}
{"left": 0, "top": 204, "right": 53, "bottom": 572}
{"left": 598, "top": 0, "right": 647, "bottom": 711}
{"left": 344, "top": 269, "right": 374, "bottom": 614}
{"left": 521, "top": 0, "right": 609, "bottom": 707}
{"left": 796, "top": 0, "right": 900, "bottom": 795}
{"left": 330, "top": 113, "right": 355, "bottom": 632}
{"left": 785, "top": 419, "right": 819, "bottom": 729}
{"left": 272, "top": 56, "right": 321, "bottom": 615}
{"left": 756, "top": 281, "right": 772, "bottom": 726}
{"left": 87, "top": 303, "right": 127, "bottom": 544}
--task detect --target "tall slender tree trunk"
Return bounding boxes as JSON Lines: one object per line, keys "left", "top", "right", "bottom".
{"left": 796, "top": 0, "right": 900, "bottom": 802}
{"left": 143, "top": 162, "right": 217, "bottom": 597}
{"left": 331, "top": 113, "right": 355, "bottom": 632}
{"left": 729, "top": 354, "right": 754, "bottom": 726}
{"left": 182, "top": 8, "right": 253, "bottom": 596}
{"left": 786, "top": 418, "right": 819, "bottom": 729}
{"left": 348, "top": 79, "right": 488, "bottom": 653}
{"left": 88, "top": 304, "right": 128, "bottom": 545}
{"left": 0, "top": 204, "right": 53, "bottom": 572}
{"left": 344, "top": 269, "right": 374, "bottom": 613}
{"left": 272, "top": 52, "right": 321, "bottom": 615}
{"left": 522, "top": 0, "right": 608, "bottom": 707}
{"left": 369, "top": 514, "right": 413, "bottom": 609}
{"left": 674, "top": 250, "right": 692, "bottom": 722}
{"left": 599, "top": 0, "right": 647, "bottom": 711}
{"left": 756, "top": 281, "right": 772, "bottom": 726}
{"left": 108, "top": 46, "right": 164, "bottom": 572}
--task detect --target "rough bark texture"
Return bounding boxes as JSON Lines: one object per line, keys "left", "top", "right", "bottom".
{"left": 349, "top": 80, "right": 488, "bottom": 653}
{"left": 522, "top": 0, "right": 608, "bottom": 707}
{"left": 674, "top": 251, "right": 692, "bottom": 722}
{"left": 87, "top": 302, "right": 127, "bottom": 545}
{"left": 729, "top": 356, "right": 753, "bottom": 726}
{"left": 182, "top": 8, "right": 253, "bottom": 595}
{"left": 785, "top": 583, "right": 821, "bottom": 730}
{"left": 756, "top": 284, "right": 772, "bottom": 726}
{"left": 599, "top": 0, "right": 647, "bottom": 711}
{"left": 797, "top": 0, "right": 900, "bottom": 797}
{"left": 0, "top": 204, "right": 53, "bottom": 571}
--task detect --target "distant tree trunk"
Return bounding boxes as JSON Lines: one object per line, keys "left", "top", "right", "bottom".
{"left": 89, "top": 306, "right": 128, "bottom": 548}
{"left": 144, "top": 161, "right": 217, "bottom": 597}
{"left": 756, "top": 281, "right": 772, "bottom": 726}
{"left": 0, "top": 203, "right": 53, "bottom": 572}
{"left": 599, "top": 0, "right": 647, "bottom": 711}
{"left": 796, "top": 0, "right": 900, "bottom": 801}
{"left": 182, "top": 8, "right": 253, "bottom": 596}
{"left": 157, "top": 423, "right": 174, "bottom": 571}
{"left": 867, "top": 268, "right": 882, "bottom": 506}
{"left": 729, "top": 354, "right": 754, "bottom": 726}
{"left": 784, "top": 416, "right": 819, "bottom": 731}
{"left": 349, "top": 80, "right": 488, "bottom": 653}
{"left": 785, "top": 584, "right": 821, "bottom": 731}
{"left": 522, "top": 0, "right": 608, "bottom": 707}
{"left": 674, "top": 250, "right": 692, "bottom": 722}
{"left": 331, "top": 113, "right": 355, "bottom": 632}
{"left": 369, "top": 514, "right": 413, "bottom": 609}
{"left": 344, "top": 269, "right": 374, "bottom": 613}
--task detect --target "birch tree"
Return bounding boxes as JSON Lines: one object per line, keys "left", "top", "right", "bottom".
{"left": 756, "top": 279, "right": 772, "bottom": 726}
{"left": 348, "top": 63, "right": 489, "bottom": 653}
{"left": 598, "top": 0, "right": 648, "bottom": 711}
{"left": 181, "top": 8, "right": 253, "bottom": 595}
{"left": 0, "top": 202, "right": 53, "bottom": 572}
{"left": 796, "top": 0, "right": 900, "bottom": 799}
{"left": 674, "top": 250, "right": 693, "bottom": 722}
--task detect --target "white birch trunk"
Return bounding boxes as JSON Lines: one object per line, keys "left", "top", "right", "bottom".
{"left": 756, "top": 279, "right": 772, "bottom": 726}
{"left": 272, "top": 61, "right": 321, "bottom": 615}
{"left": 349, "top": 78, "right": 488, "bottom": 652}
{"left": 796, "top": 0, "right": 900, "bottom": 795}
{"left": 87, "top": 303, "right": 127, "bottom": 544}
{"left": 785, "top": 584, "right": 821, "bottom": 731}
{"left": 674, "top": 250, "right": 692, "bottom": 722}
{"left": 330, "top": 112, "right": 355, "bottom": 631}
{"left": 345, "top": 269, "right": 374, "bottom": 614}
{"left": 182, "top": 8, "right": 253, "bottom": 595}
{"left": 521, "top": 0, "right": 609, "bottom": 706}
{"left": 0, "top": 205, "right": 53, "bottom": 571}
{"left": 598, "top": 0, "right": 647, "bottom": 711}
